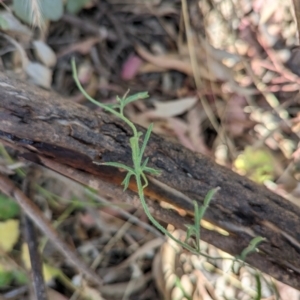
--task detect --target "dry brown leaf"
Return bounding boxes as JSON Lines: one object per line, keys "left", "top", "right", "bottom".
{"left": 258, "top": 0, "right": 280, "bottom": 24}
{"left": 57, "top": 37, "right": 100, "bottom": 58}
{"left": 138, "top": 62, "right": 167, "bottom": 74}
{"left": 136, "top": 45, "right": 193, "bottom": 75}
{"left": 100, "top": 273, "right": 152, "bottom": 298}
{"left": 166, "top": 117, "right": 195, "bottom": 150}
{"left": 187, "top": 105, "right": 211, "bottom": 155}
{"left": 26, "top": 62, "right": 52, "bottom": 89}
{"left": 193, "top": 270, "right": 217, "bottom": 300}
{"left": 145, "top": 97, "right": 198, "bottom": 119}
{"left": 33, "top": 40, "right": 57, "bottom": 68}
{"left": 48, "top": 288, "right": 68, "bottom": 300}
{"left": 121, "top": 54, "right": 143, "bottom": 80}
{"left": 223, "top": 95, "right": 250, "bottom": 137}
{"left": 276, "top": 281, "right": 300, "bottom": 300}
{"left": 0, "top": 11, "right": 32, "bottom": 41}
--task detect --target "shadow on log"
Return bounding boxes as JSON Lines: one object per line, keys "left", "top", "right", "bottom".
{"left": 1, "top": 71, "right": 300, "bottom": 289}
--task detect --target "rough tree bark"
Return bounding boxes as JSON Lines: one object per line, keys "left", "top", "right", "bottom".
{"left": 1, "top": 71, "right": 300, "bottom": 290}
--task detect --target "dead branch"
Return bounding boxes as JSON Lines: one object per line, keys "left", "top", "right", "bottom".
{"left": 22, "top": 167, "right": 48, "bottom": 300}
{"left": 1, "top": 71, "right": 300, "bottom": 289}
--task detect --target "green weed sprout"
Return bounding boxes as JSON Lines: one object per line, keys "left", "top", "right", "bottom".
{"left": 238, "top": 236, "right": 266, "bottom": 262}
{"left": 185, "top": 188, "right": 219, "bottom": 252}
{"left": 71, "top": 58, "right": 263, "bottom": 259}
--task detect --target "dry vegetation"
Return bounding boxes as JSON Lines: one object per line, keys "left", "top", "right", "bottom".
{"left": 1, "top": 0, "right": 300, "bottom": 299}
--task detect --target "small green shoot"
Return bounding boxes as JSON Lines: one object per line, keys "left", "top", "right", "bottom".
{"left": 239, "top": 236, "right": 266, "bottom": 262}
{"left": 174, "top": 276, "right": 192, "bottom": 300}
{"left": 185, "top": 187, "right": 219, "bottom": 251}
{"left": 254, "top": 272, "right": 262, "bottom": 300}
{"left": 232, "top": 236, "right": 266, "bottom": 274}
{"left": 72, "top": 58, "right": 265, "bottom": 259}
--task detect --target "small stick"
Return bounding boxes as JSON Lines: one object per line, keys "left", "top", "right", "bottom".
{"left": 22, "top": 167, "right": 48, "bottom": 300}
{"left": 293, "top": 0, "right": 300, "bottom": 44}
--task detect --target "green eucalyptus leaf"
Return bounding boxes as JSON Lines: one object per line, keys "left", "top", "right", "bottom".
{"left": 66, "top": 0, "right": 90, "bottom": 14}
{"left": 13, "top": 0, "right": 34, "bottom": 25}
{"left": 42, "top": 0, "right": 63, "bottom": 21}
{"left": 13, "top": 0, "right": 63, "bottom": 25}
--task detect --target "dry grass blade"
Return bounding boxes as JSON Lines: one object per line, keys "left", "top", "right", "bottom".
{"left": 30, "top": 0, "right": 43, "bottom": 28}
{"left": 292, "top": 0, "right": 300, "bottom": 44}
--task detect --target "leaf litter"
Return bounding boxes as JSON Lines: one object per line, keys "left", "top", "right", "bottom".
{"left": 1, "top": 0, "right": 300, "bottom": 299}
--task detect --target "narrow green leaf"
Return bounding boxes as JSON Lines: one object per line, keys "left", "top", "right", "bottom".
{"left": 141, "top": 157, "right": 149, "bottom": 168}
{"left": 143, "top": 166, "right": 161, "bottom": 175}
{"left": 185, "top": 225, "right": 195, "bottom": 241}
{"left": 140, "top": 123, "right": 153, "bottom": 160}
{"left": 123, "top": 92, "right": 149, "bottom": 106}
{"left": 193, "top": 201, "right": 200, "bottom": 225}
{"left": 98, "top": 162, "right": 135, "bottom": 174}
{"left": 203, "top": 187, "right": 220, "bottom": 206}
{"left": 104, "top": 103, "right": 120, "bottom": 110}
{"left": 122, "top": 172, "right": 134, "bottom": 190}
{"left": 141, "top": 172, "right": 149, "bottom": 189}
{"left": 197, "top": 187, "right": 220, "bottom": 222}
{"left": 239, "top": 236, "right": 266, "bottom": 261}
{"left": 254, "top": 273, "right": 262, "bottom": 300}
{"left": 193, "top": 201, "right": 201, "bottom": 245}
{"left": 130, "top": 136, "right": 140, "bottom": 160}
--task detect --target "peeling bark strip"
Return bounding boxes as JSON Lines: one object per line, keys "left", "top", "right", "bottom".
{"left": 1, "top": 71, "right": 300, "bottom": 290}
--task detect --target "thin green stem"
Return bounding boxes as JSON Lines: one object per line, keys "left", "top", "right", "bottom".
{"left": 135, "top": 173, "right": 223, "bottom": 258}
{"left": 71, "top": 58, "right": 265, "bottom": 262}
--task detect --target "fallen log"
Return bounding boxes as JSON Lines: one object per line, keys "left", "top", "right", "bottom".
{"left": 1, "top": 71, "right": 300, "bottom": 290}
